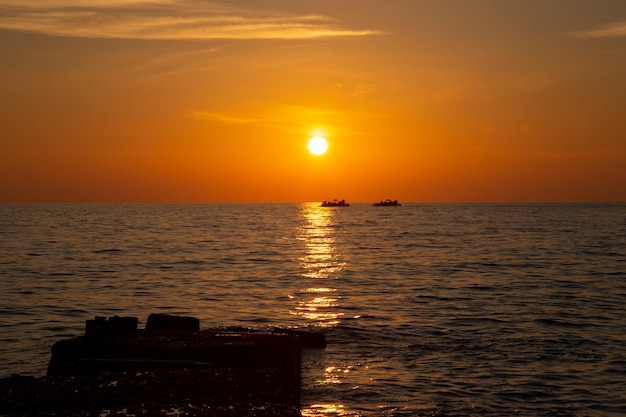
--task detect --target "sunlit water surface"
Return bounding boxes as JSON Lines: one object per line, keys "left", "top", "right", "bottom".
{"left": 1, "top": 203, "right": 625, "bottom": 416}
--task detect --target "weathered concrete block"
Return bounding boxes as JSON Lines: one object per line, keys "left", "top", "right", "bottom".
{"left": 85, "top": 315, "right": 138, "bottom": 338}
{"left": 145, "top": 313, "right": 199, "bottom": 332}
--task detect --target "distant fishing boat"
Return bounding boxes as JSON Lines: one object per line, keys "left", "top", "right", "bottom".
{"left": 373, "top": 199, "right": 401, "bottom": 206}
{"left": 321, "top": 199, "right": 350, "bottom": 207}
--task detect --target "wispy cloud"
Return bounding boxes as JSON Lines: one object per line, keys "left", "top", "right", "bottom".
{"left": 0, "top": 0, "right": 382, "bottom": 40}
{"left": 0, "top": 0, "right": 177, "bottom": 6}
{"left": 566, "top": 20, "right": 626, "bottom": 38}
{"left": 190, "top": 111, "right": 261, "bottom": 125}
{"left": 190, "top": 104, "right": 385, "bottom": 140}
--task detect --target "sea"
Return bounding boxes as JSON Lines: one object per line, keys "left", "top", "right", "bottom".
{"left": 1, "top": 203, "right": 625, "bottom": 416}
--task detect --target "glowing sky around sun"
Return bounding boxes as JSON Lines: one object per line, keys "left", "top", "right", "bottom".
{"left": 1, "top": 0, "right": 625, "bottom": 202}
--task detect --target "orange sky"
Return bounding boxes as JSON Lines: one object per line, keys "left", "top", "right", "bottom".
{"left": 1, "top": 0, "right": 625, "bottom": 203}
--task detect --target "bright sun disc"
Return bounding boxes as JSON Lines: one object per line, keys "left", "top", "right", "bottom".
{"left": 308, "top": 137, "right": 328, "bottom": 155}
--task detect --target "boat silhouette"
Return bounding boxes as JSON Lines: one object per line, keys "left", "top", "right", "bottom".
{"left": 373, "top": 199, "right": 401, "bottom": 206}
{"left": 321, "top": 199, "right": 350, "bottom": 207}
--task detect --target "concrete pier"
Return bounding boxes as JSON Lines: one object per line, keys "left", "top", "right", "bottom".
{"left": 0, "top": 314, "right": 325, "bottom": 416}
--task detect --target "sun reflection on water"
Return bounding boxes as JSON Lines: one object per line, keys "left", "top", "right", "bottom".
{"left": 296, "top": 203, "right": 354, "bottom": 416}
{"left": 292, "top": 203, "right": 345, "bottom": 327}
{"left": 291, "top": 287, "right": 341, "bottom": 325}
{"left": 301, "top": 403, "right": 348, "bottom": 416}
{"left": 320, "top": 365, "right": 353, "bottom": 385}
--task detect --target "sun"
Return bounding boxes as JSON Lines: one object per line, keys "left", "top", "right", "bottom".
{"left": 308, "top": 136, "right": 328, "bottom": 155}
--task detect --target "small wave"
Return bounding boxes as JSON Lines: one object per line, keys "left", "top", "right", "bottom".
{"left": 93, "top": 248, "right": 123, "bottom": 254}
{"left": 0, "top": 309, "right": 36, "bottom": 316}
{"left": 534, "top": 318, "right": 583, "bottom": 327}
{"left": 452, "top": 317, "right": 506, "bottom": 323}
{"left": 246, "top": 257, "right": 272, "bottom": 263}
{"left": 465, "top": 284, "right": 496, "bottom": 291}
{"left": 165, "top": 259, "right": 206, "bottom": 267}
{"left": 41, "top": 325, "right": 74, "bottom": 333}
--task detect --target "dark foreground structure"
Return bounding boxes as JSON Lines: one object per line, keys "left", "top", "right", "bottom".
{"left": 0, "top": 314, "right": 326, "bottom": 417}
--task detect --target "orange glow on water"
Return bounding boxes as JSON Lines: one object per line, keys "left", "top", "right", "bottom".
{"left": 301, "top": 403, "right": 348, "bottom": 416}
{"left": 291, "top": 203, "right": 345, "bottom": 327}
{"left": 292, "top": 287, "right": 342, "bottom": 326}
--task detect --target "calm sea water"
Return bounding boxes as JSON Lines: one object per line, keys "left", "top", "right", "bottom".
{"left": 1, "top": 203, "right": 625, "bottom": 416}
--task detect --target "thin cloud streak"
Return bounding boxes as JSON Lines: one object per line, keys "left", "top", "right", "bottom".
{"left": 191, "top": 105, "right": 385, "bottom": 141}
{"left": 0, "top": 0, "right": 382, "bottom": 40}
{"left": 567, "top": 20, "right": 626, "bottom": 38}
{"left": 191, "top": 111, "right": 262, "bottom": 125}
{"left": 0, "top": 0, "right": 175, "bottom": 5}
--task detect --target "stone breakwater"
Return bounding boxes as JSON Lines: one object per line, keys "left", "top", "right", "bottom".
{"left": 0, "top": 314, "right": 326, "bottom": 417}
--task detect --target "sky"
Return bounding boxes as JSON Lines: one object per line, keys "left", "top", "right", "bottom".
{"left": 1, "top": 0, "right": 626, "bottom": 203}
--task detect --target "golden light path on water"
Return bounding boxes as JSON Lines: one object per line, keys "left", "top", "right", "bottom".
{"left": 292, "top": 202, "right": 345, "bottom": 327}
{"left": 295, "top": 203, "right": 353, "bottom": 416}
